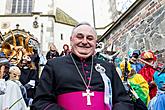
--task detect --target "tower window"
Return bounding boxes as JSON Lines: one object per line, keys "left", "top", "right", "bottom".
{"left": 61, "top": 34, "right": 63, "bottom": 40}
{"left": 11, "top": 0, "right": 33, "bottom": 13}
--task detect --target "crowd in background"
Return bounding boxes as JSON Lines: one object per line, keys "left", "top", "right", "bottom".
{"left": 97, "top": 48, "right": 165, "bottom": 110}
{"left": 0, "top": 40, "right": 164, "bottom": 110}
{"left": 0, "top": 43, "right": 71, "bottom": 110}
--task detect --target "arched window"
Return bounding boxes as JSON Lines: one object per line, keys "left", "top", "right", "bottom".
{"left": 11, "top": 0, "right": 33, "bottom": 13}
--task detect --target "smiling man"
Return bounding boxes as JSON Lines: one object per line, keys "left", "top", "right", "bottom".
{"left": 32, "top": 22, "right": 134, "bottom": 110}
{"left": 70, "top": 23, "right": 97, "bottom": 58}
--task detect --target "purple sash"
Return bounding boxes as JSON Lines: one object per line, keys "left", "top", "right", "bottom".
{"left": 57, "top": 91, "right": 110, "bottom": 110}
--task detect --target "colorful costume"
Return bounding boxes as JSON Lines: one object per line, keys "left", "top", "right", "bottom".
{"left": 120, "top": 61, "right": 150, "bottom": 105}
{"left": 18, "top": 55, "right": 39, "bottom": 100}
{"left": 139, "top": 51, "right": 157, "bottom": 99}
{"left": 148, "top": 71, "right": 165, "bottom": 110}
{"left": 128, "top": 48, "right": 144, "bottom": 73}
{"left": 128, "top": 74, "right": 150, "bottom": 105}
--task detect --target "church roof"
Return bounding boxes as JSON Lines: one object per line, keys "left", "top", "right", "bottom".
{"left": 56, "top": 8, "right": 78, "bottom": 26}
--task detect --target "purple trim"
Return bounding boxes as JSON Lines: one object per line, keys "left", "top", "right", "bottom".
{"left": 81, "top": 61, "right": 87, "bottom": 81}
{"left": 57, "top": 91, "right": 110, "bottom": 110}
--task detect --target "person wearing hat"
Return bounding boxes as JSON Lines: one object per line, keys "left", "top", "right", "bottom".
{"left": 0, "top": 52, "right": 27, "bottom": 110}
{"left": 139, "top": 50, "right": 158, "bottom": 99}
{"left": 148, "top": 71, "right": 165, "bottom": 110}
{"left": 128, "top": 48, "right": 144, "bottom": 73}
{"left": 120, "top": 60, "right": 150, "bottom": 106}
{"left": 18, "top": 54, "right": 39, "bottom": 106}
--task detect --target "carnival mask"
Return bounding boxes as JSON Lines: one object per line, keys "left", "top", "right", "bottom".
{"left": 22, "top": 55, "right": 31, "bottom": 64}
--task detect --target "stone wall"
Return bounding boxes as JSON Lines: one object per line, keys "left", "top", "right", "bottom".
{"left": 106, "top": 0, "right": 165, "bottom": 63}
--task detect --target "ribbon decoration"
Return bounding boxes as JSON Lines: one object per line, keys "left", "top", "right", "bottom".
{"left": 95, "top": 64, "right": 112, "bottom": 110}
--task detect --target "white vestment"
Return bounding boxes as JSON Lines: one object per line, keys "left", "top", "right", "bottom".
{"left": 0, "top": 79, "right": 28, "bottom": 110}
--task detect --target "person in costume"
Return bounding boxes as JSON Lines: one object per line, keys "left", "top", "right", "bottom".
{"left": 148, "top": 70, "right": 165, "bottom": 110}
{"left": 139, "top": 50, "right": 157, "bottom": 99}
{"left": 128, "top": 48, "right": 144, "bottom": 73}
{"left": 0, "top": 52, "right": 27, "bottom": 110}
{"left": 114, "top": 57, "right": 122, "bottom": 78}
{"left": 32, "top": 22, "right": 134, "bottom": 110}
{"left": 30, "top": 48, "right": 40, "bottom": 77}
{"left": 18, "top": 55, "right": 39, "bottom": 103}
{"left": 120, "top": 60, "right": 150, "bottom": 106}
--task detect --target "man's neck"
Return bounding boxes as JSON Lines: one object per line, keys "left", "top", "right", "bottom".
{"left": 71, "top": 53, "right": 93, "bottom": 62}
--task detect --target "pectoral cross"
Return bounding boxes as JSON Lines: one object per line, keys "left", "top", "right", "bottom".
{"left": 82, "top": 89, "right": 94, "bottom": 105}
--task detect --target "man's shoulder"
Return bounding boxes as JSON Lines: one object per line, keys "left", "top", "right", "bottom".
{"left": 6, "top": 80, "right": 18, "bottom": 86}
{"left": 6, "top": 80, "right": 21, "bottom": 90}
{"left": 94, "top": 57, "right": 116, "bottom": 72}
{"left": 48, "top": 55, "right": 70, "bottom": 64}
{"left": 94, "top": 57, "right": 114, "bottom": 66}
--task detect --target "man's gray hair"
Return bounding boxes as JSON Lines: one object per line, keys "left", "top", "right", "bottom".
{"left": 71, "top": 22, "right": 97, "bottom": 35}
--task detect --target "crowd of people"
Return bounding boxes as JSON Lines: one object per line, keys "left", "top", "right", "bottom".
{"left": 0, "top": 22, "right": 164, "bottom": 110}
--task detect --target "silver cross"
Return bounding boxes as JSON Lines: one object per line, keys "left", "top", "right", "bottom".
{"left": 82, "top": 89, "right": 94, "bottom": 105}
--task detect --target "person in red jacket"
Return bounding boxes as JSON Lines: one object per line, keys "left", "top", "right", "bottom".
{"left": 139, "top": 50, "right": 157, "bottom": 99}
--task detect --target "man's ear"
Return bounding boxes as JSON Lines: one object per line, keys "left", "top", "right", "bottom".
{"left": 70, "top": 36, "right": 72, "bottom": 41}
{"left": 70, "top": 36, "right": 73, "bottom": 46}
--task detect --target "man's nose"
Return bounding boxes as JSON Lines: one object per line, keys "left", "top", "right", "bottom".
{"left": 82, "top": 37, "right": 88, "bottom": 44}
{"left": 15, "top": 76, "right": 20, "bottom": 80}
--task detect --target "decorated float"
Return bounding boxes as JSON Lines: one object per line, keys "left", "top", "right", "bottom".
{"left": 0, "top": 28, "right": 39, "bottom": 65}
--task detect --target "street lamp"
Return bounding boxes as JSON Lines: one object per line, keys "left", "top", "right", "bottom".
{"left": 92, "top": 0, "right": 96, "bottom": 28}
{"left": 16, "top": 24, "right": 20, "bottom": 29}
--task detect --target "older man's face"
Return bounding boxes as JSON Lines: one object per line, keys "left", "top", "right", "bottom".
{"left": 10, "top": 71, "right": 21, "bottom": 80}
{"left": 9, "top": 67, "right": 21, "bottom": 80}
{"left": 70, "top": 25, "right": 97, "bottom": 58}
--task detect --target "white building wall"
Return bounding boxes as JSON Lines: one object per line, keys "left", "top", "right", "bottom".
{"left": 34, "top": 0, "right": 52, "bottom": 14}
{"left": 0, "top": 17, "right": 41, "bottom": 42}
{"left": 0, "top": 15, "right": 74, "bottom": 54}
{"left": 0, "top": 0, "right": 75, "bottom": 54}
{"left": 54, "top": 23, "right": 73, "bottom": 53}
{"left": 0, "top": 0, "right": 6, "bottom": 14}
